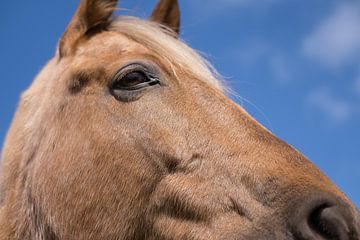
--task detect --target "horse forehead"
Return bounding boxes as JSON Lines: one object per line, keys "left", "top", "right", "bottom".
{"left": 77, "top": 31, "right": 149, "bottom": 57}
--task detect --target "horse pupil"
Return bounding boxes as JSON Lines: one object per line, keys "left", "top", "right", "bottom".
{"left": 122, "top": 71, "right": 147, "bottom": 87}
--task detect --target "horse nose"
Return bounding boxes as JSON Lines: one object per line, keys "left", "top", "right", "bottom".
{"left": 289, "top": 193, "right": 359, "bottom": 240}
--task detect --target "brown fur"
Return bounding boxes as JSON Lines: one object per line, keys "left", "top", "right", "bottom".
{"left": 0, "top": 0, "right": 359, "bottom": 239}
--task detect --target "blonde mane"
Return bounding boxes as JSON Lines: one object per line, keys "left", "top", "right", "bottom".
{"left": 110, "top": 17, "right": 224, "bottom": 91}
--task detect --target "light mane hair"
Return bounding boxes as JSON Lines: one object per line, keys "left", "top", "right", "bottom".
{"left": 110, "top": 16, "right": 224, "bottom": 91}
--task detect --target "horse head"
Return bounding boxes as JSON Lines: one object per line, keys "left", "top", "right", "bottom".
{"left": 0, "top": 0, "right": 359, "bottom": 239}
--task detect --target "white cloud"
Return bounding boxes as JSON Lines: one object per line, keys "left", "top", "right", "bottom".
{"left": 307, "top": 87, "right": 352, "bottom": 123}
{"left": 302, "top": 2, "right": 360, "bottom": 69}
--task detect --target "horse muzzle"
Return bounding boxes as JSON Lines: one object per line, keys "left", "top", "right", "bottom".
{"left": 288, "top": 192, "right": 360, "bottom": 240}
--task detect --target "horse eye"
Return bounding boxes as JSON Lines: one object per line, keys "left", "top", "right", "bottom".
{"left": 113, "top": 71, "right": 150, "bottom": 90}
{"left": 110, "top": 66, "right": 160, "bottom": 102}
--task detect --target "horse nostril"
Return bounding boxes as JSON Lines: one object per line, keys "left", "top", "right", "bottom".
{"left": 309, "top": 205, "right": 350, "bottom": 240}
{"left": 289, "top": 194, "right": 355, "bottom": 240}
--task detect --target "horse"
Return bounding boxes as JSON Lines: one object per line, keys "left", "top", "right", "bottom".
{"left": 0, "top": 0, "right": 359, "bottom": 239}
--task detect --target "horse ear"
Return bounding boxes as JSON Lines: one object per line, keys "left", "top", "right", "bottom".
{"left": 59, "top": 0, "right": 118, "bottom": 58}
{"left": 150, "top": 0, "right": 180, "bottom": 36}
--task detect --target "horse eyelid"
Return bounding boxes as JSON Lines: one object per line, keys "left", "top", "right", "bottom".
{"left": 112, "top": 63, "right": 159, "bottom": 82}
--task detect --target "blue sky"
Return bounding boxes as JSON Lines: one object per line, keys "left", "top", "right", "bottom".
{"left": 0, "top": 1, "right": 359, "bottom": 207}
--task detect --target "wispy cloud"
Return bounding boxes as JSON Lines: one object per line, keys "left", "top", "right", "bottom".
{"left": 230, "top": 41, "right": 296, "bottom": 85}
{"left": 302, "top": 2, "right": 360, "bottom": 69}
{"left": 213, "top": 0, "right": 282, "bottom": 6}
{"left": 189, "top": 0, "right": 283, "bottom": 16}
{"left": 355, "top": 76, "right": 360, "bottom": 95}
{"left": 234, "top": 41, "right": 270, "bottom": 68}
{"left": 307, "top": 87, "right": 352, "bottom": 124}
{"left": 269, "top": 54, "right": 294, "bottom": 85}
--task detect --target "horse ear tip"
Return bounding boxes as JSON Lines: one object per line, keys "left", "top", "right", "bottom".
{"left": 150, "top": 0, "right": 181, "bottom": 35}
{"left": 59, "top": 0, "right": 119, "bottom": 58}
